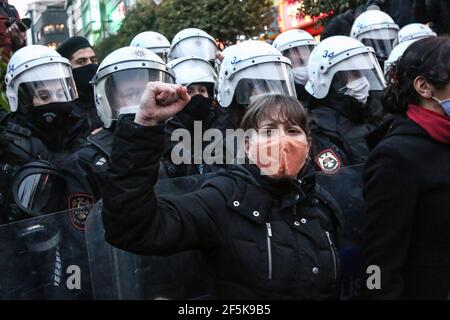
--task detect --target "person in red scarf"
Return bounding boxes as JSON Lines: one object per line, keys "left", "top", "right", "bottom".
{"left": 362, "top": 36, "right": 450, "bottom": 299}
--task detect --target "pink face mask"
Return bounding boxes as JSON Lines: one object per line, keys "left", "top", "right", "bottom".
{"left": 248, "top": 132, "right": 309, "bottom": 179}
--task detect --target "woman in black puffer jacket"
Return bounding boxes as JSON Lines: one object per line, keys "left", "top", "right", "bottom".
{"left": 102, "top": 87, "right": 343, "bottom": 299}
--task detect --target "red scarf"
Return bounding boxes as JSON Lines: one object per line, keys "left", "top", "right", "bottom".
{"left": 407, "top": 104, "right": 450, "bottom": 145}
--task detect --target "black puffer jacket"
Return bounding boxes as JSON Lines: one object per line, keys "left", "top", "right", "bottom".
{"left": 102, "top": 117, "right": 344, "bottom": 299}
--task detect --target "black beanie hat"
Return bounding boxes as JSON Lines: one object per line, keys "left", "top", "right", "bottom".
{"left": 57, "top": 36, "right": 93, "bottom": 59}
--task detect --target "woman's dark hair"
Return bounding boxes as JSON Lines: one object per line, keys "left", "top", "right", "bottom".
{"left": 240, "top": 94, "right": 311, "bottom": 139}
{"left": 383, "top": 36, "right": 450, "bottom": 115}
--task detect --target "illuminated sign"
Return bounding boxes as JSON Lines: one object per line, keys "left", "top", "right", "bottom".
{"left": 278, "top": 0, "right": 303, "bottom": 32}
{"left": 277, "top": 0, "right": 328, "bottom": 36}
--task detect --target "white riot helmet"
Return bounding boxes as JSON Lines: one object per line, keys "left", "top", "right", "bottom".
{"left": 305, "top": 36, "right": 385, "bottom": 101}
{"left": 167, "top": 56, "right": 217, "bottom": 97}
{"left": 350, "top": 10, "right": 399, "bottom": 61}
{"left": 130, "top": 31, "right": 171, "bottom": 63}
{"left": 169, "top": 28, "right": 218, "bottom": 63}
{"left": 217, "top": 40, "right": 296, "bottom": 108}
{"left": 91, "top": 46, "right": 175, "bottom": 128}
{"left": 384, "top": 39, "right": 416, "bottom": 76}
{"left": 5, "top": 45, "right": 78, "bottom": 112}
{"left": 397, "top": 23, "right": 436, "bottom": 45}
{"left": 272, "top": 29, "right": 317, "bottom": 85}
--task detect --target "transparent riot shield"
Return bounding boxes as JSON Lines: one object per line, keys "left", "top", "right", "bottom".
{"left": 0, "top": 205, "right": 97, "bottom": 299}
{"left": 85, "top": 173, "right": 218, "bottom": 300}
{"left": 316, "top": 164, "right": 365, "bottom": 299}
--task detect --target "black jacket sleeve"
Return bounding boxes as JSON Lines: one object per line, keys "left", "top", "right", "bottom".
{"left": 362, "top": 144, "right": 419, "bottom": 299}
{"left": 102, "top": 118, "right": 222, "bottom": 256}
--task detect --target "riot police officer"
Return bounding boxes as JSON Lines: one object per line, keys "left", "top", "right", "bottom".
{"left": 350, "top": 10, "right": 399, "bottom": 70}
{"left": 305, "top": 36, "right": 386, "bottom": 172}
{"left": 161, "top": 55, "right": 230, "bottom": 177}
{"left": 4, "top": 45, "right": 90, "bottom": 167}
{"left": 272, "top": 29, "right": 317, "bottom": 108}
{"left": 396, "top": 23, "right": 436, "bottom": 45}
{"left": 60, "top": 46, "right": 176, "bottom": 223}
{"left": 130, "top": 31, "right": 171, "bottom": 63}
{"left": 217, "top": 40, "right": 297, "bottom": 128}
{"left": 169, "top": 28, "right": 221, "bottom": 72}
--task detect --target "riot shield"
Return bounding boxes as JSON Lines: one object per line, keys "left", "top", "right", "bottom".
{"left": 85, "top": 173, "right": 218, "bottom": 300}
{"left": 316, "top": 164, "right": 366, "bottom": 299}
{"left": 0, "top": 205, "right": 96, "bottom": 299}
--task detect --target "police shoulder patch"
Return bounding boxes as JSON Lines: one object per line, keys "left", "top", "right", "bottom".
{"left": 315, "top": 148, "right": 341, "bottom": 173}
{"left": 68, "top": 194, "right": 95, "bottom": 231}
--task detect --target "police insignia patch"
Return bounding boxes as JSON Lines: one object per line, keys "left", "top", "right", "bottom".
{"left": 315, "top": 149, "right": 341, "bottom": 173}
{"left": 68, "top": 194, "right": 95, "bottom": 230}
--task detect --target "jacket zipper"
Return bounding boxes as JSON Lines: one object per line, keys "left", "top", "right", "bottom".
{"left": 266, "top": 222, "right": 273, "bottom": 280}
{"left": 325, "top": 231, "right": 337, "bottom": 280}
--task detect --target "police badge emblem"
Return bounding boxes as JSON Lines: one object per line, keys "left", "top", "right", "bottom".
{"left": 315, "top": 148, "right": 341, "bottom": 173}
{"left": 68, "top": 194, "right": 95, "bottom": 230}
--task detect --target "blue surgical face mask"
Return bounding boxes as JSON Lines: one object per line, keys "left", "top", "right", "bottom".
{"left": 431, "top": 96, "right": 450, "bottom": 117}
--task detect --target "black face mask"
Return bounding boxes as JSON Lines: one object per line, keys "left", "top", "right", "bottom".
{"left": 24, "top": 101, "right": 76, "bottom": 132}
{"left": 183, "top": 94, "right": 214, "bottom": 120}
{"left": 72, "top": 64, "right": 98, "bottom": 98}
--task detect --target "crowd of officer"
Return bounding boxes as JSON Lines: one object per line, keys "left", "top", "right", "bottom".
{"left": 0, "top": 0, "right": 449, "bottom": 300}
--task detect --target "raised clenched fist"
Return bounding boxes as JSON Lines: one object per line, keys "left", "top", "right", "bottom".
{"left": 134, "top": 82, "right": 191, "bottom": 127}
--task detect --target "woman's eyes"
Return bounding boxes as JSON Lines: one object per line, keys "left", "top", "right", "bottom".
{"left": 288, "top": 128, "right": 302, "bottom": 135}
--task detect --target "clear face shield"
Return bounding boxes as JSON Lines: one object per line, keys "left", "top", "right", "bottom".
{"left": 104, "top": 68, "right": 175, "bottom": 119}
{"left": 360, "top": 29, "right": 398, "bottom": 61}
{"left": 171, "top": 37, "right": 218, "bottom": 61}
{"left": 281, "top": 45, "right": 316, "bottom": 68}
{"left": 173, "top": 59, "right": 216, "bottom": 88}
{"left": 16, "top": 63, "right": 78, "bottom": 107}
{"left": 233, "top": 63, "right": 296, "bottom": 106}
{"left": 329, "top": 52, "right": 386, "bottom": 100}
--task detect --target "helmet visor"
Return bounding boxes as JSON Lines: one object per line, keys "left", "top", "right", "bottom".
{"left": 173, "top": 59, "right": 217, "bottom": 86}
{"left": 171, "top": 37, "right": 217, "bottom": 61}
{"left": 104, "top": 68, "right": 175, "bottom": 118}
{"left": 329, "top": 52, "right": 385, "bottom": 92}
{"left": 233, "top": 63, "right": 296, "bottom": 105}
{"left": 331, "top": 69, "right": 385, "bottom": 94}
{"left": 16, "top": 63, "right": 78, "bottom": 107}
{"left": 282, "top": 45, "right": 316, "bottom": 68}
{"left": 360, "top": 29, "right": 398, "bottom": 60}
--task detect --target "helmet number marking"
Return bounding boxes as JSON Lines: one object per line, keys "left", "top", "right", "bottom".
{"left": 322, "top": 50, "right": 335, "bottom": 60}
{"left": 231, "top": 56, "right": 241, "bottom": 65}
